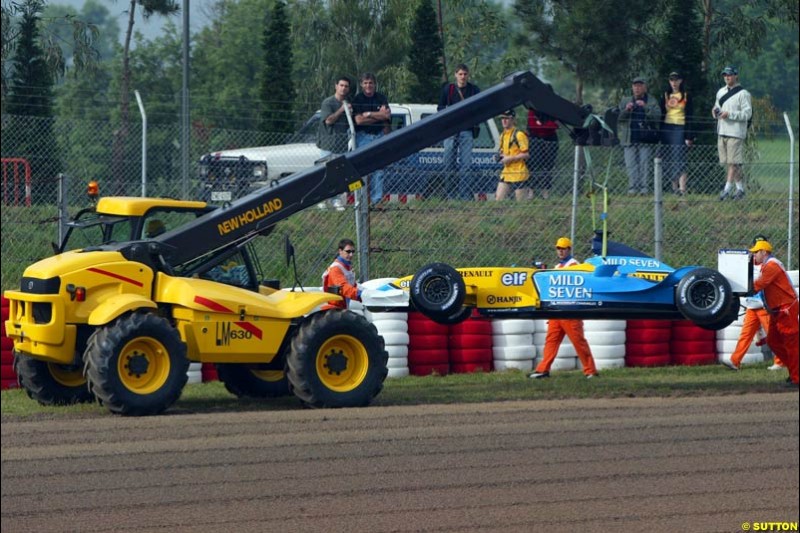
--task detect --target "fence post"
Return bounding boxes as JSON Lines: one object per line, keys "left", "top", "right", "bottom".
{"left": 570, "top": 145, "right": 580, "bottom": 246}
{"left": 783, "top": 112, "right": 795, "bottom": 270}
{"left": 355, "top": 188, "right": 369, "bottom": 282}
{"left": 134, "top": 90, "right": 147, "bottom": 197}
{"left": 57, "top": 173, "right": 69, "bottom": 247}
{"left": 653, "top": 157, "right": 663, "bottom": 261}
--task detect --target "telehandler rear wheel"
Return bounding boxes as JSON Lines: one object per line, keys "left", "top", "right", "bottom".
{"left": 217, "top": 364, "right": 291, "bottom": 398}
{"left": 287, "top": 310, "right": 388, "bottom": 408}
{"left": 13, "top": 350, "right": 93, "bottom": 405}
{"left": 84, "top": 312, "right": 189, "bottom": 416}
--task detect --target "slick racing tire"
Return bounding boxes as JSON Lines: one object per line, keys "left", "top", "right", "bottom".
{"left": 429, "top": 306, "right": 473, "bottom": 326}
{"left": 410, "top": 263, "right": 466, "bottom": 321}
{"left": 13, "top": 350, "right": 93, "bottom": 406}
{"left": 217, "top": 363, "right": 291, "bottom": 398}
{"left": 676, "top": 268, "right": 734, "bottom": 326}
{"left": 84, "top": 312, "right": 189, "bottom": 416}
{"left": 286, "top": 310, "right": 388, "bottom": 408}
{"left": 694, "top": 298, "right": 740, "bottom": 331}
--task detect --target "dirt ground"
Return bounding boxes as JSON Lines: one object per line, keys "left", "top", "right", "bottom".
{"left": 2, "top": 393, "right": 798, "bottom": 533}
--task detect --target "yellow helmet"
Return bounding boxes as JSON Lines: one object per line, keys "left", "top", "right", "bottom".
{"left": 749, "top": 237, "right": 772, "bottom": 253}
{"left": 555, "top": 237, "right": 572, "bottom": 249}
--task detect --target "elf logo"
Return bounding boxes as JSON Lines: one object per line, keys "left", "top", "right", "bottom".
{"left": 501, "top": 272, "right": 528, "bottom": 286}
{"left": 216, "top": 322, "right": 254, "bottom": 346}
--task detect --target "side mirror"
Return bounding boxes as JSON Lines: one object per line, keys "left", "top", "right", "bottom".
{"left": 284, "top": 235, "right": 295, "bottom": 267}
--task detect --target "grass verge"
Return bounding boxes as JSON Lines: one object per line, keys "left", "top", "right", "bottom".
{"left": 1, "top": 362, "right": 794, "bottom": 420}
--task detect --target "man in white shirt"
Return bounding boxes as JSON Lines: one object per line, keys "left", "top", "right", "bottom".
{"left": 713, "top": 66, "right": 752, "bottom": 201}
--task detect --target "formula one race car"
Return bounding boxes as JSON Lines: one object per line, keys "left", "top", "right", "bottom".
{"left": 363, "top": 249, "right": 751, "bottom": 331}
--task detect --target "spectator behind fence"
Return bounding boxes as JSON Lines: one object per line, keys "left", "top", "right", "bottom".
{"left": 495, "top": 109, "right": 530, "bottom": 201}
{"left": 526, "top": 108, "right": 559, "bottom": 199}
{"left": 437, "top": 63, "right": 481, "bottom": 200}
{"left": 353, "top": 72, "right": 391, "bottom": 205}
{"left": 659, "top": 71, "right": 695, "bottom": 196}
{"left": 713, "top": 65, "right": 752, "bottom": 201}
{"left": 317, "top": 76, "right": 353, "bottom": 210}
{"left": 618, "top": 76, "right": 662, "bottom": 195}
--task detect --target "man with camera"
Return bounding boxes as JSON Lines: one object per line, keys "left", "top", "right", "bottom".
{"left": 713, "top": 65, "right": 752, "bottom": 201}
{"left": 617, "top": 76, "right": 662, "bottom": 195}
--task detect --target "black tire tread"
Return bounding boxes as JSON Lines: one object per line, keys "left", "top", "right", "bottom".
{"left": 12, "top": 350, "right": 93, "bottom": 406}
{"left": 84, "top": 312, "right": 188, "bottom": 416}
{"left": 286, "top": 310, "right": 387, "bottom": 408}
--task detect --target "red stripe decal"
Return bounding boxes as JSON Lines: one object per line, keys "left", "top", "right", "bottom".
{"left": 193, "top": 296, "right": 233, "bottom": 313}
{"left": 87, "top": 268, "right": 144, "bottom": 287}
{"left": 235, "top": 321, "right": 263, "bottom": 340}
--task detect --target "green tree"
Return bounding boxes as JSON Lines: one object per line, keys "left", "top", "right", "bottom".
{"left": 110, "top": 0, "right": 179, "bottom": 194}
{"left": 654, "top": 0, "right": 710, "bottom": 135}
{"left": 260, "top": 0, "right": 295, "bottom": 134}
{"left": 514, "top": 0, "right": 653, "bottom": 104}
{"left": 408, "top": 0, "right": 443, "bottom": 103}
{"left": 2, "top": 0, "right": 61, "bottom": 203}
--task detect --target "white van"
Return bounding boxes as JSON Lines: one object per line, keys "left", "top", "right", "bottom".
{"left": 199, "top": 104, "right": 501, "bottom": 201}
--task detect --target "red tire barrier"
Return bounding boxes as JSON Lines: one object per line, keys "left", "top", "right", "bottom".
{"left": 624, "top": 354, "right": 671, "bottom": 367}
{"left": 626, "top": 328, "right": 671, "bottom": 344}
{"left": 670, "top": 340, "right": 716, "bottom": 354}
{"left": 671, "top": 320, "right": 716, "bottom": 341}
{"left": 201, "top": 363, "right": 218, "bottom": 382}
{"left": 409, "top": 363, "right": 449, "bottom": 376}
{"left": 449, "top": 319, "right": 493, "bottom": 336}
{"left": 451, "top": 362, "right": 492, "bottom": 374}
{"left": 1, "top": 378, "right": 19, "bottom": 390}
{"left": 407, "top": 320, "right": 449, "bottom": 335}
{"left": 627, "top": 319, "right": 670, "bottom": 330}
{"left": 624, "top": 342, "right": 670, "bottom": 357}
{"left": 408, "top": 348, "right": 449, "bottom": 365}
{"left": 449, "top": 348, "right": 493, "bottom": 364}
{"left": 448, "top": 334, "right": 492, "bottom": 350}
{"left": 1, "top": 336, "right": 13, "bottom": 351}
{"left": 671, "top": 353, "right": 717, "bottom": 366}
{"left": 409, "top": 334, "right": 448, "bottom": 350}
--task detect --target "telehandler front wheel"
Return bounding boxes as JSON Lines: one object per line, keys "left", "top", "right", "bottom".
{"left": 84, "top": 312, "right": 189, "bottom": 416}
{"left": 217, "top": 364, "right": 291, "bottom": 398}
{"left": 13, "top": 350, "right": 93, "bottom": 405}
{"left": 287, "top": 310, "right": 388, "bottom": 408}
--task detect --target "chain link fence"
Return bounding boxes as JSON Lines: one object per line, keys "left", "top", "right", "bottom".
{"left": 2, "top": 112, "right": 798, "bottom": 291}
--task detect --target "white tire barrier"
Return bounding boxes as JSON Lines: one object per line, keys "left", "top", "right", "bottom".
{"left": 387, "top": 367, "right": 410, "bottom": 379}
{"left": 583, "top": 320, "right": 627, "bottom": 332}
{"left": 493, "top": 359, "right": 533, "bottom": 372}
{"left": 379, "top": 332, "right": 410, "bottom": 346}
{"left": 491, "top": 319, "right": 535, "bottom": 335}
{"left": 386, "top": 345, "right": 408, "bottom": 359}
{"left": 371, "top": 319, "right": 409, "bottom": 333}
{"left": 492, "top": 345, "right": 536, "bottom": 361}
{"left": 533, "top": 355, "right": 577, "bottom": 371}
{"left": 492, "top": 333, "right": 533, "bottom": 347}
{"left": 583, "top": 330, "right": 625, "bottom": 346}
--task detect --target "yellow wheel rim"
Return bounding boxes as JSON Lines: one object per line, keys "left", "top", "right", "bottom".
{"left": 48, "top": 364, "right": 86, "bottom": 388}
{"left": 117, "top": 337, "right": 171, "bottom": 394}
{"left": 249, "top": 368, "right": 285, "bottom": 383}
{"left": 315, "top": 334, "right": 369, "bottom": 392}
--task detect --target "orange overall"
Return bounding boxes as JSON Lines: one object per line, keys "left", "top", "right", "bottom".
{"left": 753, "top": 257, "right": 799, "bottom": 384}
{"left": 322, "top": 257, "right": 361, "bottom": 310}
{"left": 534, "top": 257, "right": 598, "bottom": 376}
{"left": 730, "top": 307, "right": 772, "bottom": 368}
